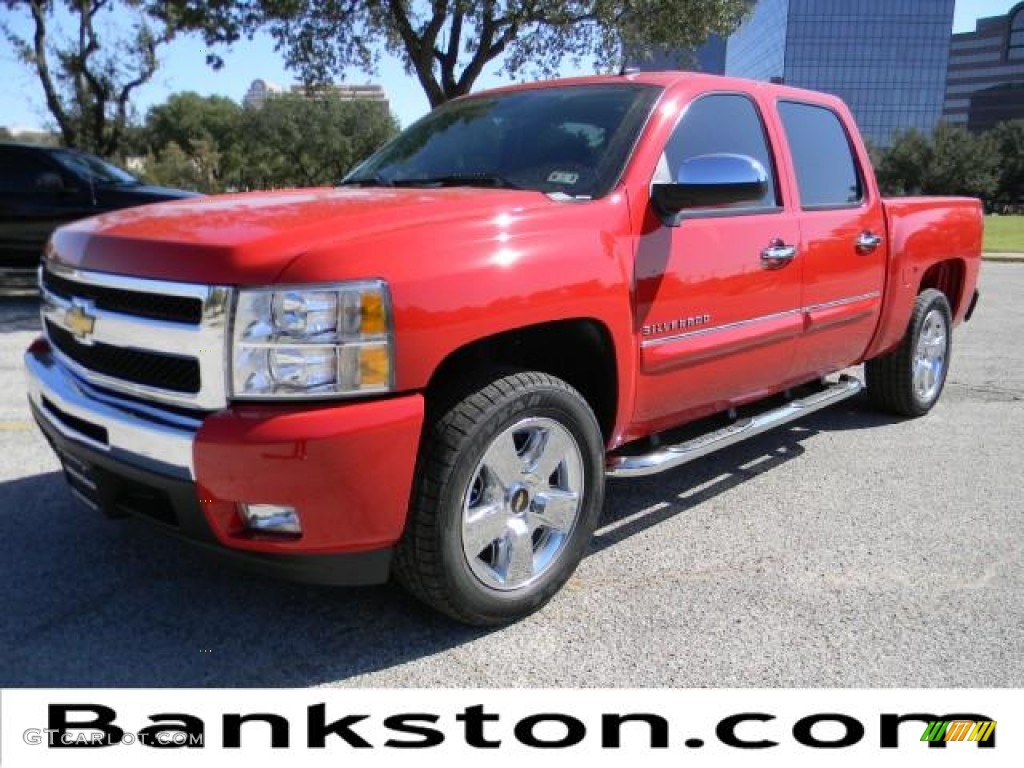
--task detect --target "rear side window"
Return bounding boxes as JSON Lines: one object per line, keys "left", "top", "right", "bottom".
{"left": 778, "top": 102, "right": 863, "bottom": 209}
{"left": 0, "top": 150, "right": 52, "bottom": 193}
{"left": 661, "top": 93, "right": 779, "bottom": 210}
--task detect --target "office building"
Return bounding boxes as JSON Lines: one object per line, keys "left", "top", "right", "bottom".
{"left": 725, "top": 0, "right": 955, "bottom": 147}
{"left": 242, "top": 79, "right": 285, "bottom": 109}
{"left": 944, "top": 3, "right": 1024, "bottom": 133}
{"left": 629, "top": 36, "right": 727, "bottom": 75}
{"left": 243, "top": 80, "right": 389, "bottom": 110}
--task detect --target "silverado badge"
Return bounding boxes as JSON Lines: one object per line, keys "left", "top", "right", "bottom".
{"left": 642, "top": 314, "right": 712, "bottom": 337}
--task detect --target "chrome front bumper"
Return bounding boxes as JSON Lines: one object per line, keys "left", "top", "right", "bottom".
{"left": 25, "top": 341, "right": 199, "bottom": 480}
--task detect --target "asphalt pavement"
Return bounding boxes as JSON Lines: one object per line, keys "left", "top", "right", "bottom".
{"left": 0, "top": 264, "right": 1021, "bottom": 687}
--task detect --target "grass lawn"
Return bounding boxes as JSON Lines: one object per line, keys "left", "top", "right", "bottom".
{"left": 983, "top": 215, "right": 1024, "bottom": 253}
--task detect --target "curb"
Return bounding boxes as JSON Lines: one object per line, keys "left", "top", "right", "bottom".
{"left": 982, "top": 254, "right": 1024, "bottom": 263}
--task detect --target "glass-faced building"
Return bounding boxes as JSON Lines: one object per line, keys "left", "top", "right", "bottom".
{"left": 628, "top": 36, "right": 727, "bottom": 75}
{"left": 724, "top": 0, "right": 955, "bottom": 147}
{"left": 944, "top": 3, "right": 1024, "bottom": 133}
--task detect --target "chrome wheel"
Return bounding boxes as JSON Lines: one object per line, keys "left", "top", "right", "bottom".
{"left": 913, "top": 308, "right": 948, "bottom": 403}
{"left": 461, "top": 416, "right": 584, "bottom": 592}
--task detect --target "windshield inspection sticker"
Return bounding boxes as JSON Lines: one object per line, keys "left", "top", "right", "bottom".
{"left": 547, "top": 170, "right": 579, "bottom": 185}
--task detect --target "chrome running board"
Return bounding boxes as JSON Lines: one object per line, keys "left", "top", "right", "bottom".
{"left": 606, "top": 375, "right": 863, "bottom": 478}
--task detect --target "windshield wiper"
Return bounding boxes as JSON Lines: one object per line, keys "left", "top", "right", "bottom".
{"left": 337, "top": 174, "right": 394, "bottom": 187}
{"left": 389, "top": 173, "right": 522, "bottom": 190}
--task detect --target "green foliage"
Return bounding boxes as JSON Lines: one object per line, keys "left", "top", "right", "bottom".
{"left": 139, "top": 93, "right": 244, "bottom": 192}
{"left": 143, "top": 140, "right": 208, "bottom": 190}
{"left": 239, "top": 93, "right": 398, "bottom": 189}
{"left": 988, "top": 121, "right": 1024, "bottom": 211}
{"left": 161, "top": 0, "right": 751, "bottom": 107}
{"left": 875, "top": 123, "right": 1001, "bottom": 204}
{"left": 135, "top": 91, "right": 399, "bottom": 193}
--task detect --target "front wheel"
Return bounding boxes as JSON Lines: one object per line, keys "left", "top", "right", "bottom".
{"left": 866, "top": 288, "right": 952, "bottom": 417}
{"left": 394, "top": 371, "right": 605, "bottom": 625}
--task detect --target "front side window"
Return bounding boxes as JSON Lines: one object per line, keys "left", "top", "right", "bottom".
{"left": 778, "top": 101, "right": 863, "bottom": 209}
{"left": 343, "top": 84, "right": 662, "bottom": 199}
{"left": 51, "top": 150, "right": 140, "bottom": 187}
{"left": 658, "top": 93, "right": 780, "bottom": 211}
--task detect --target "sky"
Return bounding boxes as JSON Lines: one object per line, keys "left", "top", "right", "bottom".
{"left": 0, "top": 0, "right": 1020, "bottom": 133}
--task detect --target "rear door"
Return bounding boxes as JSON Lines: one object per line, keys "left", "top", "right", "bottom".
{"left": 633, "top": 92, "right": 803, "bottom": 433}
{"left": 776, "top": 101, "right": 887, "bottom": 379}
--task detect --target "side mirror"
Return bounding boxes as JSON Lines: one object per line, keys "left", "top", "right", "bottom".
{"left": 34, "top": 172, "right": 65, "bottom": 193}
{"left": 652, "top": 153, "right": 768, "bottom": 216}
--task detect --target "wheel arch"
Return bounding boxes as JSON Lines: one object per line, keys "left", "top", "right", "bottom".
{"left": 423, "top": 318, "right": 619, "bottom": 442}
{"left": 918, "top": 258, "right": 966, "bottom": 317}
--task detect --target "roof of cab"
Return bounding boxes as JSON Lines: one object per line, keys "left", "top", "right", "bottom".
{"left": 471, "top": 70, "right": 848, "bottom": 111}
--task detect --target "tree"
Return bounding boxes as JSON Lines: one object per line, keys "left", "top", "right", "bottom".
{"left": 0, "top": 126, "right": 12, "bottom": 141}
{"left": 875, "top": 128, "right": 931, "bottom": 196}
{"left": 875, "top": 124, "right": 999, "bottom": 204}
{"left": 1, "top": 0, "right": 181, "bottom": 156}
{"left": 133, "top": 89, "right": 399, "bottom": 193}
{"left": 925, "top": 123, "right": 999, "bottom": 202}
{"left": 141, "top": 93, "right": 245, "bottom": 190}
{"left": 238, "top": 93, "right": 399, "bottom": 189}
{"left": 162, "top": 0, "right": 751, "bottom": 108}
{"left": 143, "top": 140, "right": 208, "bottom": 190}
{"left": 988, "top": 120, "right": 1024, "bottom": 210}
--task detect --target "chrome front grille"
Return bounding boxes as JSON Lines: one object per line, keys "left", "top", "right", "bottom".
{"left": 42, "top": 268, "right": 204, "bottom": 324}
{"left": 40, "top": 263, "right": 232, "bottom": 411}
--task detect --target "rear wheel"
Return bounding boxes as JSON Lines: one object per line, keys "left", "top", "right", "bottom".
{"left": 866, "top": 288, "right": 952, "bottom": 417}
{"left": 394, "top": 371, "right": 605, "bottom": 625}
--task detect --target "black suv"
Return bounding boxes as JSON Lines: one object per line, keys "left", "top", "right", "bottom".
{"left": 0, "top": 143, "right": 198, "bottom": 289}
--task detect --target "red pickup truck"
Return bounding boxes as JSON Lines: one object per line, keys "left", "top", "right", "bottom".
{"left": 26, "top": 72, "right": 981, "bottom": 624}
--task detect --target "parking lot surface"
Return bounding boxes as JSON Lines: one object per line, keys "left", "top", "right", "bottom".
{"left": 1, "top": 264, "right": 1021, "bottom": 687}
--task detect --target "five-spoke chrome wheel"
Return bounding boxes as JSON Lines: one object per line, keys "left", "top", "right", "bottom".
{"left": 394, "top": 370, "right": 604, "bottom": 625}
{"left": 866, "top": 288, "right": 953, "bottom": 417}
{"left": 461, "top": 417, "right": 584, "bottom": 591}
{"left": 913, "top": 308, "right": 948, "bottom": 403}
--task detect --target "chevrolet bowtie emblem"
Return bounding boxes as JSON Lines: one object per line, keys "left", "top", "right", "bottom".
{"left": 65, "top": 303, "right": 96, "bottom": 340}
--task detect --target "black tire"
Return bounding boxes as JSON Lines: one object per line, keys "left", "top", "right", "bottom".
{"left": 865, "top": 288, "right": 952, "bottom": 417}
{"left": 394, "top": 371, "right": 605, "bottom": 625}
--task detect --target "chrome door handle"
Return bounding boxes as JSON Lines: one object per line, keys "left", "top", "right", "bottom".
{"left": 761, "top": 240, "right": 797, "bottom": 269}
{"left": 856, "top": 231, "right": 883, "bottom": 253}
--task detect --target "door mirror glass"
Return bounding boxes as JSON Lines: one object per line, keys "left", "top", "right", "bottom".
{"left": 652, "top": 153, "right": 768, "bottom": 215}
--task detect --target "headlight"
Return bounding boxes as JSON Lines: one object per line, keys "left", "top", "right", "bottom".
{"left": 230, "top": 281, "right": 393, "bottom": 398}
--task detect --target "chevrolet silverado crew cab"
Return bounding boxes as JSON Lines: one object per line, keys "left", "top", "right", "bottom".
{"left": 25, "top": 73, "right": 982, "bottom": 625}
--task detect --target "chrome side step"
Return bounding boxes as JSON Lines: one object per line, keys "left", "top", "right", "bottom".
{"left": 606, "top": 375, "right": 863, "bottom": 478}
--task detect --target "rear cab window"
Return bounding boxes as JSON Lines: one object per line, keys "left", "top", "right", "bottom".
{"left": 0, "top": 148, "right": 53, "bottom": 194}
{"left": 777, "top": 101, "right": 864, "bottom": 210}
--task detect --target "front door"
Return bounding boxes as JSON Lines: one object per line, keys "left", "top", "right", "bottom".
{"left": 633, "top": 92, "right": 803, "bottom": 434}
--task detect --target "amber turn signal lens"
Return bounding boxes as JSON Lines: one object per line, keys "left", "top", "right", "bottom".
{"left": 361, "top": 291, "right": 387, "bottom": 335}
{"left": 359, "top": 345, "right": 390, "bottom": 387}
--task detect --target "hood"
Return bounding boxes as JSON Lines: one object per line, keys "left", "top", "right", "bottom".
{"left": 49, "top": 186, "right": 553, "bottom": 284}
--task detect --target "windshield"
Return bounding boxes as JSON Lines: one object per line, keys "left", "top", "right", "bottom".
{"left": 51, "top": 150, "right": 140, "bottom": 186}
{"left": 342, "top": 83, "right": 662, "bottom": 199}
